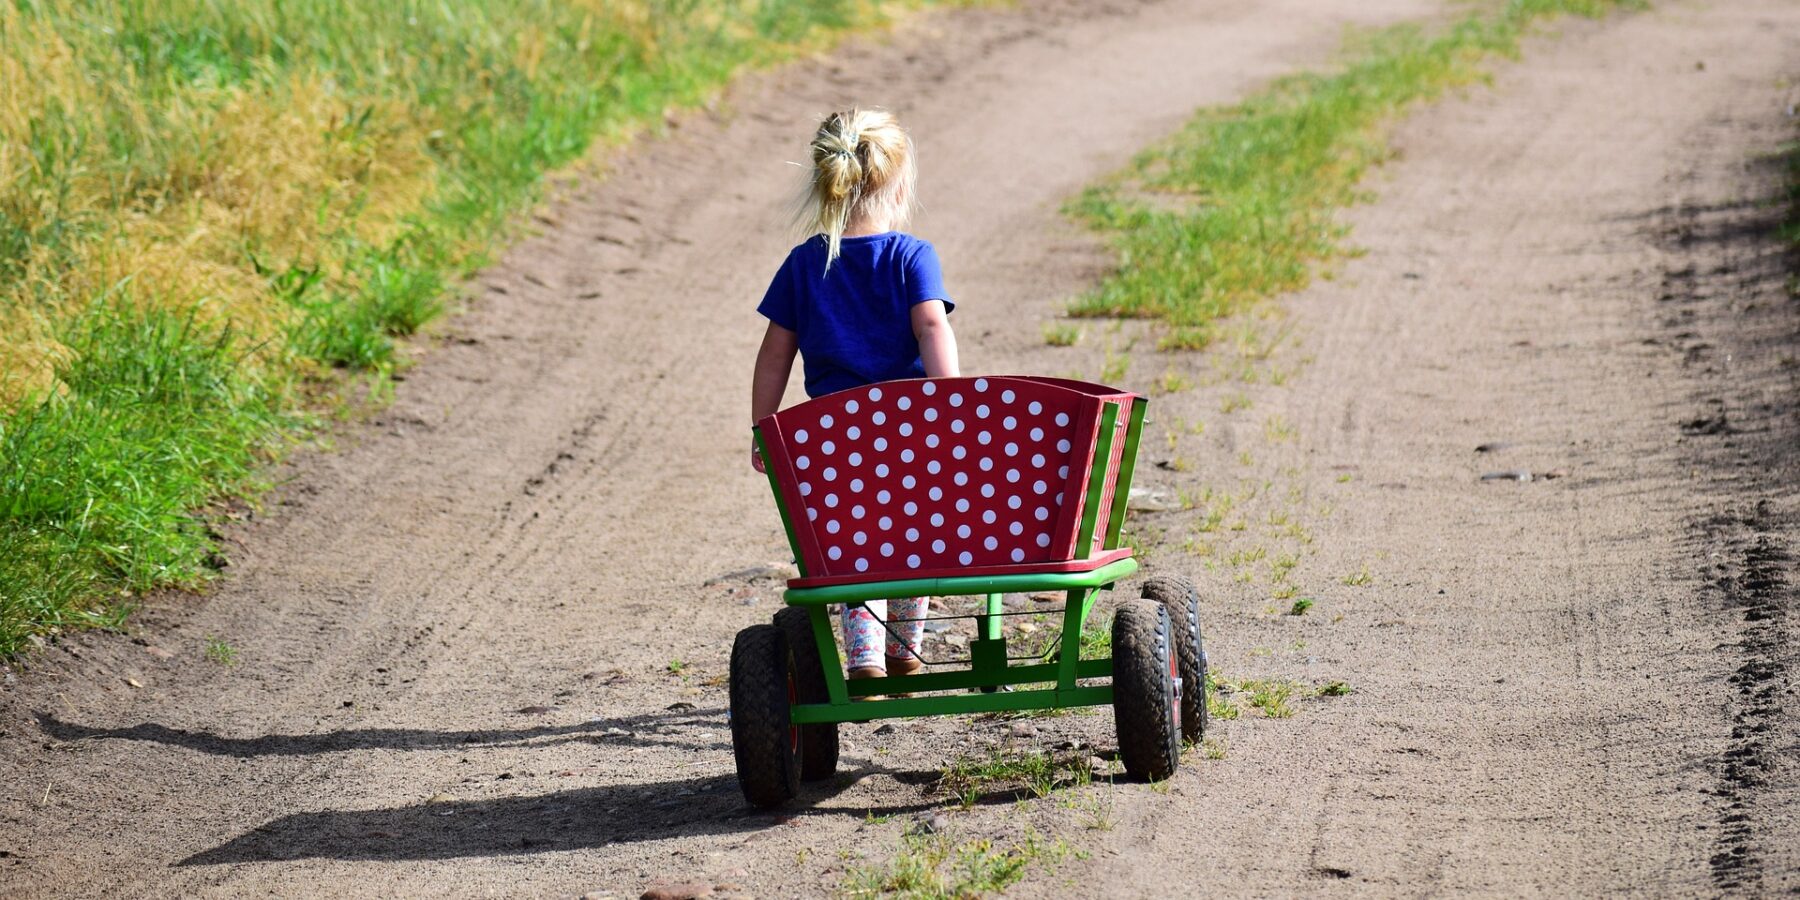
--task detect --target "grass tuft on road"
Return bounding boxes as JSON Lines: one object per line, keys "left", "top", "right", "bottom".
{"left": 0, "top": 0, "right": 950, "bottom": 657}
{"left": 1067, "top": 0, "right": 1639, "bottom": 349}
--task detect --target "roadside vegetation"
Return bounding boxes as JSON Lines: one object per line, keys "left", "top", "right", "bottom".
{"left": 0, "top": 0, "right": 951, "bottom": 656}
{"left": 1065, "top": 0, "right": 1639, "bottom": 349}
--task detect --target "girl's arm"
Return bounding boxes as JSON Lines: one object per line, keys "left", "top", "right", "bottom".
{"left": 912, "top": 300, "right": 959, "bottom": 378}
{"left": 750, "top": 321, "right": 800, "bottom": 472}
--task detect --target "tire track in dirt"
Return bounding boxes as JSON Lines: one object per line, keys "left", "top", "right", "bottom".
{"left": 1648, "top": 101, "right": 1800, "bottom": 892}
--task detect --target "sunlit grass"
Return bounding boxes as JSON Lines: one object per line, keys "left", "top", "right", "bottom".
{"left": 0, "top": 0, "right": 953, "bottom": 655}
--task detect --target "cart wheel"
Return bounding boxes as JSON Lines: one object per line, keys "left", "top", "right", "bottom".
{"left": 729, "top": 624, "right": 800, "bottom": 808}
{"left": 773, "top": 606, "right": 839, "bottom": 781}
{"left": 1141, "top": 575, "right": 1207, "bottom": 744}
{"left": 1111, "top": 599, "right": 1181, "bottom": 781}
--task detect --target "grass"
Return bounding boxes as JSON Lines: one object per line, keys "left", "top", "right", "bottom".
{"left": 1066, "top": 0, "right": 1639, "bottom": 348}
{"left": 939, "top": 749, "right": 1093, "bottom": 808}
{"left": 1238, "top": 678, "right": 1298, "bottom": 718}
{"left": 203, "top": 635, "right": 237, "bottom": 666}
{"left": 841, "top": 826, "right": 1080, "bottom": 899}
{"left": 1040, "top": 322, "right": 1081, "bottom": 346}
{"left": 1317, "top": 680, "right": 1353, "bottom": 697}
{"left": 0, "top": 0, "right": 956, "bottom": 656}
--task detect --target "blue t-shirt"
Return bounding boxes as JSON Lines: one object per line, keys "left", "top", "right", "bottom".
{"left": 757, "top": 232, "right": 954, "bottom": 398}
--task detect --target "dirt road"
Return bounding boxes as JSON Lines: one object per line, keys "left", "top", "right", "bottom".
{"left": 3, "top": 0, "right": 1796, "bottom": 896}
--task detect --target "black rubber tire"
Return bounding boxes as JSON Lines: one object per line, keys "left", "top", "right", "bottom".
{"left": 1141, "top": 575, "right": 1207, "bottom": 744}
{"left": 1111, "top": 599, "right": 1181, "bottom": 782}
{"left": 729, "top": 624, "right": 800, "bottom": 808}
{"left": 773, "top": 606, "right": 839, "bottom": 781}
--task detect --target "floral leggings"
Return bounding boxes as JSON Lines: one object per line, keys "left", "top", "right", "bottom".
{"left": 842, "top": 599, "right": 927, "bottom": 671}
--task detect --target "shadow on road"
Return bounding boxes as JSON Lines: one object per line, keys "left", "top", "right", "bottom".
{"left": 175, "top": 765, "right": 940, "bottom": 865}
{"left": 35, "top": 707, "right": 718, "bottom": 756}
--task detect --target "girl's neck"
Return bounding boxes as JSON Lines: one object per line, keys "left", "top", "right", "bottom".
{"left": 843, "top": 214, "right": 896, "bottom": 238}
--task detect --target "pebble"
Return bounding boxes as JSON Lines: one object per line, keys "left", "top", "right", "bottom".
{"left": 909, "top": 811, "right": 951, "bottom": 836}
{"left": 1479, "top": 470, "right": 1532, "bottom": 483}
{"left": 1126, "top": 486, "right": 1178, "bottom": 512}
{"left": 873, "top": 723, "right": 898, "bottom": 735}
{"left": 1008, "top": 722, "right": 1037, "bottom": 738}
{"left": 640, "top": 882, "right": 713, "bottom": 900}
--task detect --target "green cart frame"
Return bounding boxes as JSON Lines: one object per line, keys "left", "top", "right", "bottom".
{"left": 730, "top": 377, "right": 1208, "bottom": 808}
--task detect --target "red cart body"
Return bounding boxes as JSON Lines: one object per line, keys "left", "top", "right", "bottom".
{"left": 755, "top": 376, "right": 1144, "bottom": 587}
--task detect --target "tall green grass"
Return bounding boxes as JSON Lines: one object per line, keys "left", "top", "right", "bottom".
{"left": 1068, "top": 0, "right": 1638, "bottom": 349}
{"left": 0, "top": 0, "right": 947, "bottom": 656}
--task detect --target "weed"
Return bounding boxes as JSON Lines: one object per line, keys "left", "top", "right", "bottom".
{"left": 1316, "top": 680, "right": 1353, "bottom": 697}
{"left": 666, "top": 659, "right": 688, "bottom": 676}
{"left": 841, "top": 827, "right": 1080, "bottom": 898}
{"left": 1288, "top": 598, "right": 1315, "bottom": 616}
{"left": 948, "top": 746, "right": 1106, "bottom": 809}
{"left": 1272, "top": 584, "right": 1299, "bottom": 601}
{"left": 1155, "top": 368, "right": 1193, "bottom": 394}
{"left": 1341, "top": 566, "right": 1373, "bottom": 587}
{"left": 1207, "top": 689, "right": 1240, "bottom": 721}
{"left": 1237, "top": 678, "right": 1298, "bottom": 718}
{"left": 1221, "top": 393, "right": 1252, "bottom": 414}
{"left": 1263, "top": 414, "right": 1296, "bottom": 443}
{"left": 1201, "top": 738, "right": 1228, "bottom": 760}
{"left": 1336, "top": 473, "right": 1354, "bottom": 483}
{"left": 1269, "top": 553, "right": 1299, "bottom": 582}
{"left": 1042, "top": 322, "right": 1082, "bottom": 347}
{"left": 1226, "top": 546, "right": 1267, "bottom": 568}
{"left": 204, "top": 636, "right": 238, "bottom": 666}
{"left": 1099, "top": 344, "right": 1131, "bottom": 384}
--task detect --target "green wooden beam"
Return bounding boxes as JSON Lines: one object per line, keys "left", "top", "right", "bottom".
{"left": 783, "top": 557, "right": 1138, "bottom": 607}
{"left": 792, "top": 684, "right": 1115, "bottom": 724}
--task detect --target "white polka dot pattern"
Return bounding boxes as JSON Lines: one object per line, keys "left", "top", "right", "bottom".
{"left": 763, "top": 376, "right": 1138, "bottom": 579}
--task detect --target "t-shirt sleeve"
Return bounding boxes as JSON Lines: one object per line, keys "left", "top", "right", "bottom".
{"left": 756, "top": 252, "right": 800, "bottom": 331}
{"left": 903, "top": 240, "right": 955, "bottom": 315}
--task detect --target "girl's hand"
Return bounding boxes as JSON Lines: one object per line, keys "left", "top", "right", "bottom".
{"left": 751, "top": 437, "right": 766, "bottom": 474}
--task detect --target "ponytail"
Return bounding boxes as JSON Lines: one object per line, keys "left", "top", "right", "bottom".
{"left": 797, "top": 108, "right": 916, "bottom": 270}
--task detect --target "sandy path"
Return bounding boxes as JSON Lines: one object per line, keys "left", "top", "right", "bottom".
{"left": 2, "top": 0, "right": 1796, "bottom": 896}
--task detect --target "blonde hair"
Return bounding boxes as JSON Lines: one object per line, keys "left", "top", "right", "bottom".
{"left": 797, "top": 107, "right": 917, "bottom": 268}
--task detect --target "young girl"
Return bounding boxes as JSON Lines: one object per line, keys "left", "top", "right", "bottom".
{"left": 749, "top": 107, "right": 958, "bottom": 684}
